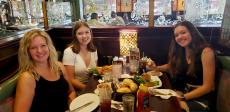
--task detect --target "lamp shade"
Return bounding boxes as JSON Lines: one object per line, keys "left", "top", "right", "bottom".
{"left": 119, "top": 30, "right": 138, "bottom": 56}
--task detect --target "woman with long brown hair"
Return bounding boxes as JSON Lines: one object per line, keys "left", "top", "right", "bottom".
{"left": 148, "top": 21, "right": 219, "bottom": 111}
{"left": 63, "top": 21, "right": 97, "bottom": 91}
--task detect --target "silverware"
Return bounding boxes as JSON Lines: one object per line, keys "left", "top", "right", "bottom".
{"left": 71, "top": 101, "right": 94, "bottom": 112}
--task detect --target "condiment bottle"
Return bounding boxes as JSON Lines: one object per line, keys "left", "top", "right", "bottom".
{"left": 136, "top": 84, "right": 150, "bottom": 112}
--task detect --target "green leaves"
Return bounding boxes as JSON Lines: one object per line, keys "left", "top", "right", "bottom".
{"left": 134, "top": 76, "right": 145, "bottom": 84}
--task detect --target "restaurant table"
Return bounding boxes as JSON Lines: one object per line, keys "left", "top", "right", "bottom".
{"left": 81, "top": 73, "right": 183, "bottom": 112}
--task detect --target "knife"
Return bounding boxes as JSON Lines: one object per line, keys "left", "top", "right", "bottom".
{"left": 71, "top": 101, "right": 94, "bottom": 112}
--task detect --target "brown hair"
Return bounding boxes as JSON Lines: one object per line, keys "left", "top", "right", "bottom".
{"left": 70, "top": 21, "right": 96, "bottom": 54}
{"left": 168, "top": 21, "right": 210, "bottom": 75}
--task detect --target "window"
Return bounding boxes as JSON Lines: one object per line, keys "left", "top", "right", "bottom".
{"left": 0, "top": 0, "right": 43, "bottom": 31}
{"left": 46, "top": 0, "right": 72, "bottom": 26}
{"left": 184, "top": 0, "right": 225, "bottom": 26}
{"left": 82, "top": 0, "right": 225, "bottom": 27}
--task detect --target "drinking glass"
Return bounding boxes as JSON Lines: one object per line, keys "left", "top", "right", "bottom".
{"left": 122, "top": 94, "right": 135, "bottom": 112}
{"left": 97, "top": 83, "right": 112, "bottom": 112}
{"left": 129, "top": 48, "right": 140, "bottom": 75}
{"left": 103, "top": 73, "right": 112, "bottom": 82}
{"left": 112, "top": 63, "right": 122, "bottom": 82}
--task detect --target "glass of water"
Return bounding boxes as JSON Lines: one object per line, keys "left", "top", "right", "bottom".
{"left": 122, "top": 94, "right": 135, "bottom": 112}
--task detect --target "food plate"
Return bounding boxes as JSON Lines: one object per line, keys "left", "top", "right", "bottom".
{"left": 150, "top": 76, "right": 162, "bottom": 88}
{"left": 147, "top": 70, "right": 163, "bottom": 76}
{"left": 69, "top": 93, "right": 100, "bottom": 112}
{"left": 120, "top": 74, "right": 134, "bottom": 79}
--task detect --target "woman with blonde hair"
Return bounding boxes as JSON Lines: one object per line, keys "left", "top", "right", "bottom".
{"left": 14, "top": 29, "right": 76, "bottom": 112}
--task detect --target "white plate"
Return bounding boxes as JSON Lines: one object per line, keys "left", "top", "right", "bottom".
{"left": 121, "top": 74, "right": 134, "bottom": 78}
{"left": 147, "top": 71, "right": 163, "bottom": 76}
{"left": 69, "top": 93, "right": 100, "bottom": 112}
{"left": 147, "top": 89, "right": 178, "bottom": 99}
{"left": 94, "top": 89, "right": 99, "bottom": 95}
{"left": 150, "top": 76, "right": 162, "bottom": 88}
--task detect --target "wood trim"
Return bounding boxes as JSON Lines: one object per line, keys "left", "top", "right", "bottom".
{"left": 42, "top": 0, "right": 48, "bottom": 30}
{"left": 149, "top": 0, "right": 154, "bottom": 28}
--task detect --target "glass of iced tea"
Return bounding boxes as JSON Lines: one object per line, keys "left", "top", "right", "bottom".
{"left": 139, "top": 57, "right": 148, "bottom": 75}
{"left": 97, "top": 83, "right": 112, "bottom": 112}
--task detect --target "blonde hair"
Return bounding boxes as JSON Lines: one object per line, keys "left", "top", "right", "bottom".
{"left": 18, "top": 29, "right": 59, "bottom": 74}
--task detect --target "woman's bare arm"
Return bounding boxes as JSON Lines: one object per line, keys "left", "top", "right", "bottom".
{"left": 59, "top": 62, "right": 77, "bottom": 104}
{"left": 64, "top": 65, "right": 86, "bottom": 90}
{"left": 146, "top": 59, "right": 170, "bottom": 72}
{"left": 14, "top": 72, "right": 35, "bottom": 112}
{"left": 156, "top": 64, "right": 170, "bottom": 72}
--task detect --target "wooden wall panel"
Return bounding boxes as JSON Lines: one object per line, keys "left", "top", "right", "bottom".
{"left": 48, "top": 26, "right": 222, "bottom": 66}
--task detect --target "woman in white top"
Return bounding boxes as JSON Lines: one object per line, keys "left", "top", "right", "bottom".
{"left": 63, "top": 21, "right": 98, "bottom": 90}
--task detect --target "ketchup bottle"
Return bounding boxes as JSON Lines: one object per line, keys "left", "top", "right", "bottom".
{"left": 136, "top": 84, "right": 150, "bottom": 112}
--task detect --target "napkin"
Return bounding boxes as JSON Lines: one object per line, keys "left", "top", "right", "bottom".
{"left": 148, "top": 88, "right": 178, "bottom": 99}
{"left": 111, "top": 100, "right": 123, "bottom": 111}
{"left": 98, "top": 79, "right": 104, "bottom": 83}
{"left": 121, "top": 74, "right": 134, "bottom": 78}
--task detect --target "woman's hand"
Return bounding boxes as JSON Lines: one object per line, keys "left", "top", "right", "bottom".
{"left": 146, "top": 59, "right": 157, "bottom": 70}
{"left": 68, "top": 90, "right": 77, "bottom": 105}
{"left": 179, "top": 100, "right": 190, "bottom": 112}
{"left": 176, "top": 91, "right": 184, "bottom": 97}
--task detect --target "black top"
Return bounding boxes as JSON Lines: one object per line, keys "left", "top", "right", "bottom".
{"left": 171, "top": 48, "right": 206, "bottom": 91}
{"left": 170, "top": 48, "right": 220, "bottom": 109}
{"left": 186, "top": 52, "right": 203, "bottom": 85}
{"left": 30, "top": 71, "right": 69, "bottom": 112}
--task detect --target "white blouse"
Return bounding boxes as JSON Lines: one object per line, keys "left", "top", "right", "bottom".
{"left": 62, "top": 47, "right": 98, "bottom": 83}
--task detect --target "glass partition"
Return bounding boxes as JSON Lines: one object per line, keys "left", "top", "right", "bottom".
{"left": 82, "top": 0, "right": 150, "bottom": 26}
{"left": 82, "top": 0, "right": 226, "bottom": 27}
{"left": 0, "top": 0, "right": 44, "bottom": 38}
{"left": 219, "top": 0, "right": 230, "bottom": 49}
{"left": 46, "top": 0, "right": 72, "bottom": 26}
{"left": 0, "top": 0, "right": 73, "bottom": 35}
{"left": 0, "top": 0, "right": 227, "bottom": 31}
{"left": 184, "top": 0, "right": 225, "bottom": 26}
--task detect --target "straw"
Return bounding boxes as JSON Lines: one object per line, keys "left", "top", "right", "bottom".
{"left": 143, "top": 52, "right": 144, "bottom": 58}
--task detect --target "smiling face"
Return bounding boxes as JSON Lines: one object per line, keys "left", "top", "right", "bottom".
{"left": 174, "top": 25, "right": 192, "bottom": 47}
{"left": 76, "top": 26, "right": 92, "bottom": 46}
{"left": 29, "top": 36, "right": 49, "bottom": 64}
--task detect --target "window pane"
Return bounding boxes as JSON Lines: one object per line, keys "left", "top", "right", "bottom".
{"left": 154, "top": 0, "right": 172, "bottom": 26}
{"left": 46, "top": 0, "right": 72, "bottom": 26}
{"left": 184, "top": 0, "right": 225, "bottom": 26}
{"left": 0, "top": 0, "right": 43, "bottom": 31}
{"left": 81, "top": 0, "right": 225, "bottom": 27}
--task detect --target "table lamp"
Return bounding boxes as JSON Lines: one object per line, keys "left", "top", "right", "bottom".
{"left": 119, "top": 30, "right": 138, "bottom": 56}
